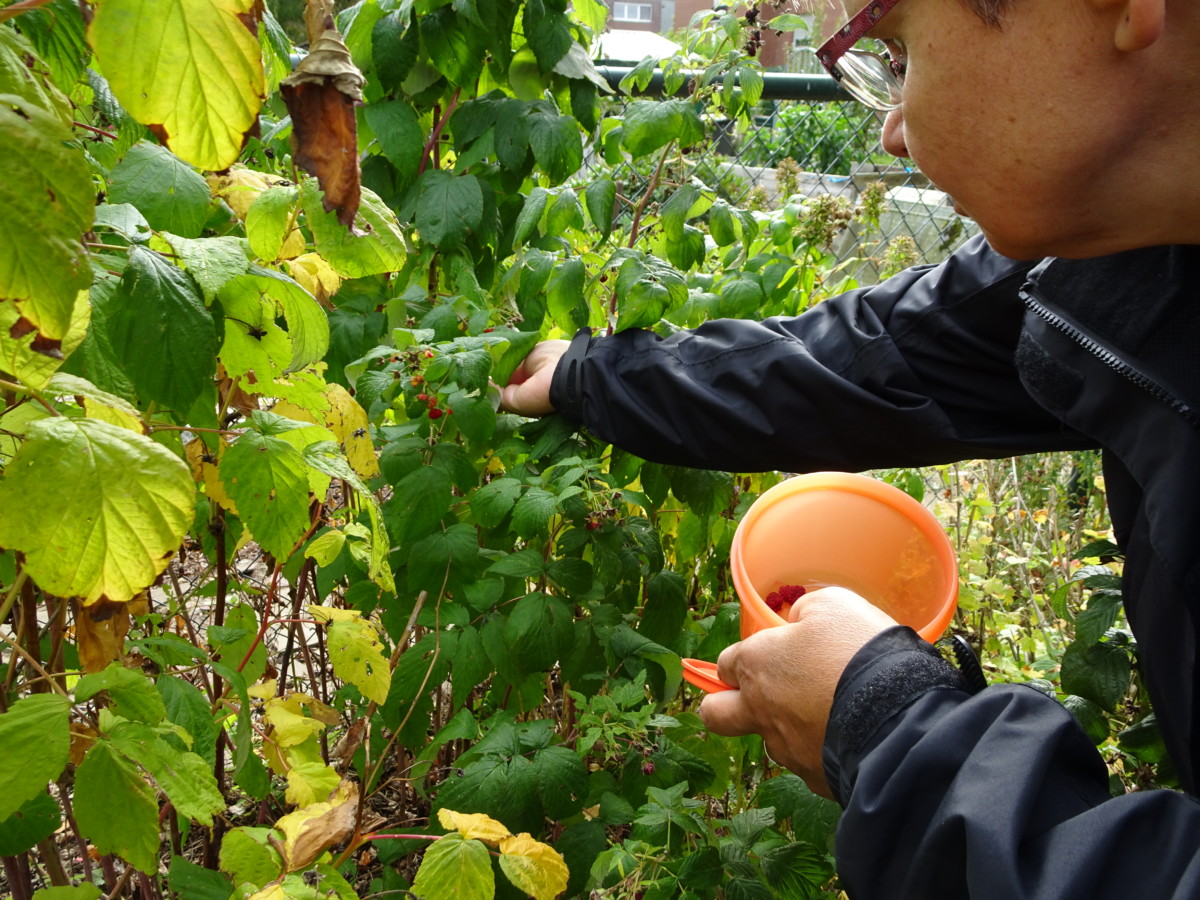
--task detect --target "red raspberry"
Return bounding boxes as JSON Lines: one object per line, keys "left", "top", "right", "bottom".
{"left": 764, "top": 591, "right": 784, "bottom": 611}
{"left": 429, "top": 408, "right": 444, "bottom": 420}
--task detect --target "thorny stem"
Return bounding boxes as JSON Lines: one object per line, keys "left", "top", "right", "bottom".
{"left": 417, "top": 87, "right": 461, "bottom": 176}
{"left": 73, "top": 120, "right": 118, "bottom": 140}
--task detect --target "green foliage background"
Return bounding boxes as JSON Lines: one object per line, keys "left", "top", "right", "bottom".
{"left": 0, "top": 1, "right": 1163, "bottom": 898}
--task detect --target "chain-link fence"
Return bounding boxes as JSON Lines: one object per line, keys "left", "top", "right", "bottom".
{"left": 594, "top": 65, "right": 978, "bottom": 282}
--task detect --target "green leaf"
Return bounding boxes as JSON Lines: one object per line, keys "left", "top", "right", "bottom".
{"left": 523, "top": 0, "right": 572, "bottom": 71}
{"left": 407, "top": 523, "right": 481, "bottom": 595}
{"left": 411, "top": 833, "right": 494, "bottom": 900}
{"left": 74, "top": 740, "right": 160, "bottom": 874}
{"left": 717, "top": 274, "right": 766, "bottom": 318}
{"left": 0, "top": 792, "right": 61, "bottom": 856}
{"left": 0, "top": 94, "right": 93, "bottom": 340}
{"left": 584, "top": 179, "right": 616, "bottom": 241}
{"left": 513, "top": 187, "right": 549, "bottom": 248}
{"left": 488, "top": 548, "right": 547, "bottom": 578}
{"left": 621, "top": 99, "right": 705, "bottom": 157}
{"left": 158, "top": 674, "right": 219, "bottom": 767}
{"left": 451, "top": 627, "right": 491, "bottom": 707}
{"left": 327, "top": 617, "right": 391, "bottom": 704}
{"left": 32, "top": 887, "right": 103, "bottom": 900}
{"left": 218, "top": 826, "right": 284, "bottom": 888}
{"left": 471, "top": 477, "right": 523, "bottom": 529}
{"left": 512, "top": 487, "right": 558, "bottom": 539}
{"left": 242, "top": 268, "right": 330, "bottom": 373}
{"left": 533, "top": 746, "right": 587, "bottom": 819}
{"left": 546, "top": 557, "right": 593, "bottom": 596}
{"left": 245, "top": 185, "right": 300, "bottom": 263}
{"left": 415, "top": 170, "right": 484, "bottom": 249}
{"left": 527, "top": 109, "right": 582, "bottom": 185}
{"left": 0, "top": 12, "right": 81, "bottom": 115}
{"left": 384, "top": 466, "right": 454, "bottom": 545}
{"left": 211, "top": 603, "right": 268, "bottom": 687}
{"left": 420, "top": 7, "right": 483, "bottom": 85}
{"left": 219, "top": 431, "right": 312, "bottom": 559}
{"left": 760, "top": 841, "right": 834, "bottom": 896}
{"left": 1073, "top": 592, "right": 1123, "bottom": 648}
{"left": 546, "top": 257, "right": 588, "bottom": 333}
{"left": 365, "top": 98, "right": 424, "bottom": 189}
{"left": 372, "top": 11, "right": 419, "bottom": 93}
{"left": 108, "top": 720, "right": 225, "bottom": 826}
{"left": 167, "top": 854, "right": 234, "bottom": 900}
{"left": 156, "top": 234, "right": 249, "bottom": 303}
{"left": 105, "top": 245, "right": 217, "bottom": 411}
{"left": 0, "top": 694, "right": 70, "bottom": 821}
{"left": 1117, "top": 714, "right": 1167, "bottom": 765}
{"left": 76, "top": 664, "right": 167, "bottom": 725}
{"left": 1061, "top": 640, "right": 1131, "bottom": 711}
{"left": 108, "top": 143, "right": 213, "bottom": 239}
{"left": 506, "top": 592, "right": 574, "bottom": 672}
{"left": 0, "top": 417, "right": 193, "bottom": 603}
{"left": 1062, "top": 694, "right": 1110, "bottom": 744}
{"left": 302, "top": 180, "right": 407, "bottom": 277}
{"left": 89, "top": 0, "right": 265, "bottom": 170}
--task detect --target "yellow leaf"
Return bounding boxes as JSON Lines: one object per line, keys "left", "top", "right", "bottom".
{"left": 246, "top": 885, "right": 286, "bottom": 900}
{"left": 275, "top": 780, "right": 358, "bottom": 871}
{"left": 263, "top": 692, "right": 337, "bottom": 748}
{"left": 284, "top": 760, "right": 342, "bottom": 808}
{"left": 497, "top": 833, "right": 569, "bottom": 900}
{"left": 274, "top": 385, "right": 378, "bottom": 480}
{"left": 308, "top": 605, "right": 361, "bottom": 624}
{"left": 438, "top": 809, "right": 512, "bottom": 845}
{"left": 185, "top": 438, "right": 237, "bottom": 512}
{"left": 248, "top": 678, "right": 278, "bottom": 700}
{"left": 287, "top": 252, "right": 342, "bottom": 301}
{"left": 321, "top": 383, "right": 379, "bottom": 480}
{"left": 89, "top": 0, "right": 266, "bottom": 171}
{"left": 209, "top": 166, "right": 292, "bottom": 220}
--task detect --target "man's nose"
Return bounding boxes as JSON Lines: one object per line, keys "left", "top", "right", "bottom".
{"left": 880, "top": 108, "right": 909, "bottom": 158}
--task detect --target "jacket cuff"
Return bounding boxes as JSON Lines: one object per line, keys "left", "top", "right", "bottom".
{"left": 548, "top": 327, "right": 594, "bottom": 423}
{"left": 823, "top": 626, "right": 968, "bottom": 805}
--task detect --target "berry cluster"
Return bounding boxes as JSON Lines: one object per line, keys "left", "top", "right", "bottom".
{"left": 764, "top": 583, "right": 806, "bottom": 611}
{"left": 415, "top": 392, "right": 452, "bottom": 420}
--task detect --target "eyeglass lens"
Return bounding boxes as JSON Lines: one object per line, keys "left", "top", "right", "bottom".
{"left": 835, "top": 50, "right": 903, "bottom": 111}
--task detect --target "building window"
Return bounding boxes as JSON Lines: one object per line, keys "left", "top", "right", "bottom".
{"left": 612, "top": 2, "right": 653, "bottom": 22}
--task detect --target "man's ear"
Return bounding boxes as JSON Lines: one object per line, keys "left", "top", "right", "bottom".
{"left": 1106, "top": 0, "right": 1166, "bottom": 51}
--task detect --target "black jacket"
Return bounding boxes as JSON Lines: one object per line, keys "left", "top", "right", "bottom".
{"left": 550, "top": 236, "right": 1200, "bottom": 897}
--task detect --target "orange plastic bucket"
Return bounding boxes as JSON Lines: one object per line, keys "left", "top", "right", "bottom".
{"left": 682, "top": 472, "right": 958, "bottom": 692}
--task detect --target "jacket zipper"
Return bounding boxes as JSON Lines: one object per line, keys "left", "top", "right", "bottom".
{"left": 1022, "top": 293, "right": 1200, "bottom": 429}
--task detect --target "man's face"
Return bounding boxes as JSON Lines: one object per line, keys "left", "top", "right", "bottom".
{"left": 860, "top": 0, "right": 1155, "bottom": 259}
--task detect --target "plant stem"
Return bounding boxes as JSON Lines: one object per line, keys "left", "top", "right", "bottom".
{"left": 0, "top": 380, "right": 60, "bottom": 417}
{"left": 0, "top": 570, "right": 28, "bottom": 627}
{"left": 73, "top": 120, "right": 118, "bottom": 139}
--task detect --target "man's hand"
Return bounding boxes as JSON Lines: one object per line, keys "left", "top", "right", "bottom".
{"left": 699, "top": 587, "right": 898, "bottom": 797}
{"left": 497, "top": 339, "right": 569, "bottom": 417}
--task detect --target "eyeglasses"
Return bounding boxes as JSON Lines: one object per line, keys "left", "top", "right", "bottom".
{"left": 815, "top": 0, "right": 905, "bottom": 111}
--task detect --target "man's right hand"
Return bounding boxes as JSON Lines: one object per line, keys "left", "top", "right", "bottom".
{"left": 498, "top": 339, "right": 569, "bottom": 417}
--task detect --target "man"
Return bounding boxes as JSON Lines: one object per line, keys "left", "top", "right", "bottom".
{"left": 501, "top": 0, "right": 1200, "bottom": 894}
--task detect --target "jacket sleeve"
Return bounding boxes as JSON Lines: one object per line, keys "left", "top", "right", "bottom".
{"left": 550, "top": 235, "right": 1097, "bottom": 473}
{"left": 824, "top": 627, "right": 1200, "bottom": 900}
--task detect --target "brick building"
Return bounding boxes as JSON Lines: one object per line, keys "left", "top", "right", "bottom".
{"left": 601, "top": 1, "right": 798, "bottom": 69}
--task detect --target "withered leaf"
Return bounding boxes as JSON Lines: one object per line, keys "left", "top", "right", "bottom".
{"left": 74, "top": 595, "right": 148, "bottom": 673}
{"left": 281, "top": 23, "right": 365, "bottom": 229}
